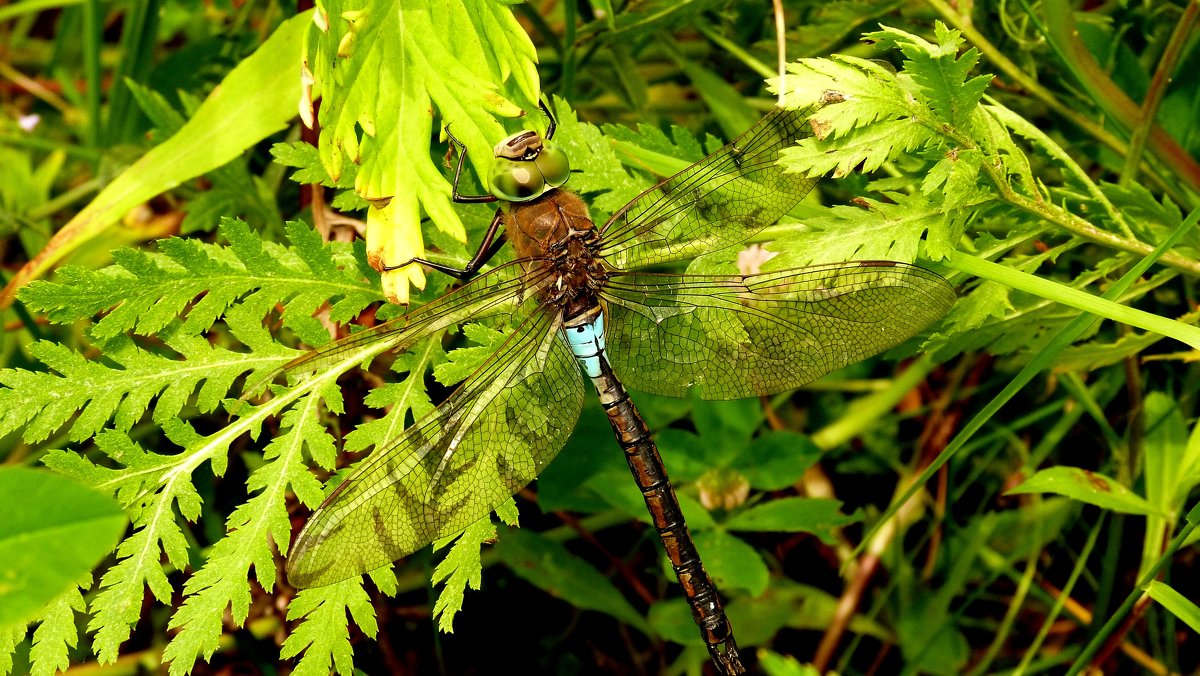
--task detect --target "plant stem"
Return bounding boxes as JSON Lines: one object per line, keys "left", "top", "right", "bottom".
{"left": 946, "top": 251, "right": 1200, "bottom": 350}
{"left": 1119, "top": 0, "right": 1200, "bottom": 186}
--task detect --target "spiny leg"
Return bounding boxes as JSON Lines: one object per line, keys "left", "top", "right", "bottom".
{"left": 445, "top": 125, "right": 499, "bottom": 205}
{"left": 382, "top": 209, "right": 507, "bottom": 280}
{"left": 539, "top": 99, "right": 556, "bottom": 141}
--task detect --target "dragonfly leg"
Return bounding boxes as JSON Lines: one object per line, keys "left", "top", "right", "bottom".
{"left": 381, "top": 208, "right": 507, "bottom": 280}
{"left": 539, "top": 98, "right": 556, "bottom": 141}
{"left": 445, "top": 125, "right": 499, "bottom": 204}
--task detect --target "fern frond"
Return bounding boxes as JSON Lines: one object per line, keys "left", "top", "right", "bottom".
{"left": 768, "top": 191, "right": 974, "bottom": 268}
{"left": 343, "top": 334, "right": 445, "bottom": 457}
{"left": 162, "top": 392, "right": 336, "bottom": 675}
{"left": 0, "top": 331, "right": 294, "bottom": 445}
{"left": 0, "top": 625, "right": 22, "bottom": 675}
{"left": 867, "top": 23, "right": 992, "bottom": 128}
{"left": 28, "top": 583, "right": 86, "bottom": 676}
{"left": 281, "top": 579, "right": 377, "bottom": 676}
{"left": 19, "top": 218, "right": 380, "bottom": 342}
{"left": 430, "top": 499, "right": 519, "bottom": 633}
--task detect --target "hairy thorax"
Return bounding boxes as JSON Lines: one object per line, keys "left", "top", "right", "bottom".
{"left": 504, "top": 190, "right": 609, "bottom": 318}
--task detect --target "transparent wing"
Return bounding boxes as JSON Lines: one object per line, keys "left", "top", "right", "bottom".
{"left": 287, "top": 307, "right": 585, "bottom": 588}
{"left": 598, "top": 106, "right": 816, "bottom": 270}
{"left": 253, "top": 260, "right": 548, "bottom": 389}
{"left": 600, "top": 262, "right": 955, "bottom": 400}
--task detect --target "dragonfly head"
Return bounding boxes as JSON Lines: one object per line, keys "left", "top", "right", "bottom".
{"left": 489, "top": 130, "right": 570, "bottom": 202}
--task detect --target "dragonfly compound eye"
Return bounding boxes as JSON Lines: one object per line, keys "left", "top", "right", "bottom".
{"left": 491, "top": 158, "right": 546, "bottom": 202}
{"left": 534, "top": 145, "right": 570, "bottom": 189}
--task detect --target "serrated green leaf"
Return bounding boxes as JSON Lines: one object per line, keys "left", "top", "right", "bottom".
{"left": 1052, "top": 330, "right": 1165, "bottom": 372}
{"left": 787, "top": 117, "right": 936, "bottom": 179}
{"left": 0, "top": 468, "right": 123, "bottom": 627}
{"left": 125, "top": 79, "right": 187, "bottom": 137}
{"left": 19, "top": 218, "right": 379, "bottom": 341}
{"left": 0, "top": 330, "right": 294, "bottom": 445}
{"left": 345, "top": 335, "right": 444, "bottom": 457}
{"left": 922, "top": 147, "right": 984, "bottom": 207}
{"left": 548, "top": 98, "right": 651, "bottom": 218}
{"left": 270, "top": 141, "right": 356, "bottom": 188}
{"left": 28, "top": 583, "right": 85, "bottom": 676}
{"left": 282, "top": 578, "right": 375, "bottom": 676}
{"left": 765, "top": 192, "right": 963, "bottom": 268}
{"left": 162, "top": 392, "right": 332, "bottom": 675}
{"left": 430, "top": 514, "right": 496, "bottom": 633}
{"left": 602, "top": 119, "right": 707, "bottom": 164}
{"left": 0, "top": 625, "right": 23, "bottom": 675}
{"left": 780, "top": 55, "right": 915, "bottom": 137}
{"left": 867, "top": 23, "right": 990, "bottom": 127}
{"left": 433, "top": 322, "right": 507, "bottom": 385}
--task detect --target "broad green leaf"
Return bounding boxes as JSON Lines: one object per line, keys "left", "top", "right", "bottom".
{"left": 0, "top": 467, "right": 126, "bottom": 627}
{"left": 692, "top": 530, "right": 768, "bottom": 596}
{"left": 588, "top": 465, "right": 717, "bottom": 530}
{"left": 758, "top": 651, "right": 822, "bottom": 676}
{"left": 1006, "top": 467, "right": 1160, "bottom": 516}
{"left": 0, "top": 11, "right": 311, "bottom": 308}
{"left": 496, "top": 527, "right": 651, "bottom": 635}
{"left": 725, "top": 497, "right": 859, "bottom": 543}
{"left": 737, "top": 432, "right": 821, "bottom": 491}
{"left": 647, "top": 598, "right": 706, "bottom": 646}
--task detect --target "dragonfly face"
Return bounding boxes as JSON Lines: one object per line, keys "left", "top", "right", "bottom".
{"left": 277, "top": 104, "right": 957, "bottom": 674}
{"left": 488, "top": 130, "right": 570, "bottom": 202}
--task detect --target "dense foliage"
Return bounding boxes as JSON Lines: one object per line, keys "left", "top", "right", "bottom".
{"left": 1, "top": 1, "right": 1198, "bottom": 674}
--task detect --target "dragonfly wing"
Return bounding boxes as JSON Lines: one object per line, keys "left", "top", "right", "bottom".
{"left": 249, "top": 261, "right": 541, "bottom": 391}
{"left": 601, "top": 262, "right": 955, "bottom": 400}
{"left": 598, "top": 106, "right": 816, "bottom": 270}
{"left": 286, "top": 307, "right": 585, "bottom": 588}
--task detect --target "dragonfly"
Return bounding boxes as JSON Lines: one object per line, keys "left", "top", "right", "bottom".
{"left": 273, "top": 102, "right": 956, "bottom": 674}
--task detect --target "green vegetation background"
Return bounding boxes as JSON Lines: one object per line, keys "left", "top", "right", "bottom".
{"left": 1, "top": 0, "right": 1199, "bottom": 674}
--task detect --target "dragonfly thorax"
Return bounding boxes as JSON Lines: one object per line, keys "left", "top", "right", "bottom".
{"left": 504, "top": 189, "right": 608, "bottom": 317}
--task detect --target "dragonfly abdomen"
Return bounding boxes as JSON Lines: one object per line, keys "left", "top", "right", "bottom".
{"left": 561, "top": 306, "right": 744, "bottom": 673}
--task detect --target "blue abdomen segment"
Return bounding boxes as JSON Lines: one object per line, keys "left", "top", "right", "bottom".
{"left": 565, "top": 312, "right": 606, "bottom": 377}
